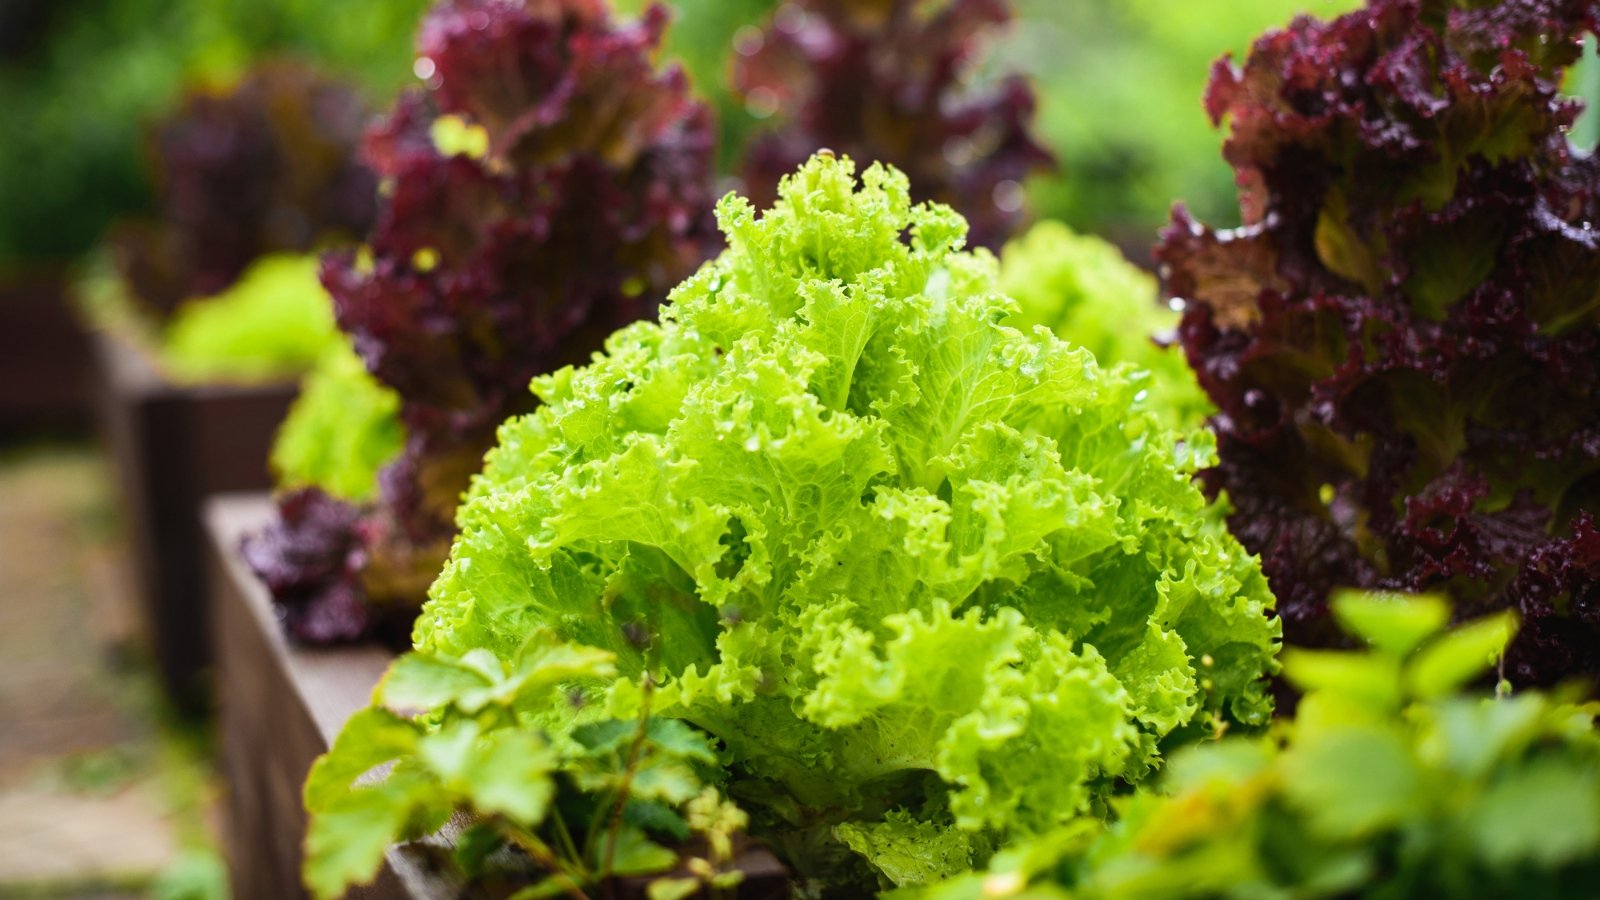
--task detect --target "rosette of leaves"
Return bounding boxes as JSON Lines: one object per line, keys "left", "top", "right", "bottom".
{"left": 245, "top": 0, "right": 719, "bottom": 644}
{"left": 113, "top": 60, "right": 378, "bottom": 317}
{"left": 907, "top": 592, "right": 1600, "bottom": 899}
{"left": 998, "top": 221, "right": 1211, "bottom": 431}
{"left": 351, "top": 154, "right": 1279, "bottom": 891}
{"left": 79, "top": 249, "right": 348, "bottom": 385}
{"left": 1157, "top": 0, "right": 1600, "bottom": 684}
{"left": 732, "top": 0, "right": 1055, "bottom": 250}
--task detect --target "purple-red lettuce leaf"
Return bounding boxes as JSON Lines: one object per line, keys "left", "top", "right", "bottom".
{"left": 246, "top": 0, "right": 719, "bottom": 643}
{"left": 1159, "top": 0, "right": 1600, "bottom": 685}
{"left": 114, "top": 61, "right": 377, "bottom": 316}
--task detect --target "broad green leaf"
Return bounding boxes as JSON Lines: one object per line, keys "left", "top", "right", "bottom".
{"left": 837, "top": 812, "right": 988, "bottom": 887}
{"left": 1467, "top": 757, "right": 1600, "bottom": 867}
{"left": 1330, "top": 591, "right": 1450, "bottom": 658}
{"left": 1281, "top": 649, "right": 1401, "bottom": 712}
{"left": 378, "top": 653, "right": 495, "bottom": 713}
{"left": 164, "top": 254, "right": 344, "bottom": 383}
{"left": 641, "top": 717, "right": 718, "bottom": 764}
{"left": 1407, "top": 611, "right": 1517, "bottom": 700}
{"left": 598, "top": 825, "right": 679, "bottom": 877}
{"left": 303, "top": 779, "right": 423, "bottom": 900}
{"left": 1281, "top": 725, "right": 1420, "bottom": 839}
{"left": 647, "top": 877, "right": 703, "bottom": 900}
{"left": 270, "top": 338, "right": 403, "bottom": 501}
{"left": 627, "top": 759, "right": 703, "bottom": 806}
{"left": 459, "top": 729, "right": 558, "bottom": 824}
{"left": 1415, "top": 694, "right": 1547, "bottom": 779}
{"left": 416, "top": 720, "right": 482, "bottom": 781}
{"left": 303, "top": 708, "right": 420, "bottom": 812}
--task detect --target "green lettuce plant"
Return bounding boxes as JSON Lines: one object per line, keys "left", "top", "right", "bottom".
{"left": 161, "top": 254, "right": 345, "bottom": 383}
{"left": 906, "top": 592, "right": 1600, "bottom": 899}
{"left": 998, "top": 221, "right": 1209, "bottom": 431}
{"left": 79, "top": 251, "right": 345, "bottom": 384}
{"left": 271, "top": 341, "right": 403, "bottom": 503}
{"left": 306, "top": 153, "right": 1278, "bottom": 894}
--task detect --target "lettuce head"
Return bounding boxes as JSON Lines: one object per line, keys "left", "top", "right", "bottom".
{"left": 402, "top": 153, "right": 1278, "bottom": 888}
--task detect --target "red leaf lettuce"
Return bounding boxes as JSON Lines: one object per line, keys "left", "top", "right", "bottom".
{"left": 114, "top": 61, "right": 378, "bottom": 316}
{"left": 1159, "top": 0, "right": 1600, "bottom": 685}
{"left": 246, "top": 0, "right": 719, "bottom": 643}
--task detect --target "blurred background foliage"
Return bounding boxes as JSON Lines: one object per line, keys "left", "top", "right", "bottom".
{"left": 615, "top": 0, "right": 782, "bottom": 173}
{"left": 0, "top": 0, "right": 428, "bottom": 277}
{"left": 1008, "top": 0, "right": 1361, "bottom": 252}
{"left": 603, "top": 0, "right": 1365, "bottom": 257}
{"left": 2, "top": 0, "right": 1592, "bottom": 281}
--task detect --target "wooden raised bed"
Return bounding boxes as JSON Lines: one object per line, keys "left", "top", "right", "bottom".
{"left": 94, "top": 331, "right": 298, "bottom": 705}
{"left": 0, "top": 273, "right": 93, "bottom": 437}
{"left": 205, "top": 493, "right": 452, "bottom": 900}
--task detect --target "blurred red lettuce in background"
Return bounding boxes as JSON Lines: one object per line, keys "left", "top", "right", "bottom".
{"left": 1159, "top": 0, "right": 1600, "bottom": 686}
{"left": 246, "top": 0, "right": 719, "bottom": 644}
{"left": 734, "top": 0, "right": 1054, "bottom": 249}
{"left": 114, "top": 61, "right": 378, "bottom": 316}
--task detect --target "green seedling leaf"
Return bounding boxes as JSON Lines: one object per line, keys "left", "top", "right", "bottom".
{"left": 1331, "top": 590, "right": 1450, "bottom": 657}
{"left": 1281, "top": 649, "right": 1401, "bottom": 712}
{"left": 379, "top": 652, "right": 496, "bottom": 712}
{"left": 600, "top": 825, "right": 679, "bottom": 877}
{"left": 303, "top": 774, "right": 434, "bottom": 900}
{"left": 1280, "top": 725, "right": 1420, "bottom": 839}
{"left": 647, "top": 877, "right": 702, "bottom": 900}
{"left": 459, "top": 729, "right": 559, "bottom": 825}
{"left": 304, "top": 708, "right": 420, "bottom": 812}
{"left": 1407, "top": 611, "right": 1517, "bottom": 700}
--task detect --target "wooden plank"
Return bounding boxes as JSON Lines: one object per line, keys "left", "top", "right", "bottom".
{"left": 0, "top": 274, "right": 93, "bottom": 436}
{"left": 204, "top": 493, "right": 456, "bottom": 900}
{"left": 95, "top": 333, "right": 297, "bottom": 705}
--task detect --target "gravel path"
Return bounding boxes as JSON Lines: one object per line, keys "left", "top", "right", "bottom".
{"left": 0, "top": 446, "right": 223, "bottom": 897}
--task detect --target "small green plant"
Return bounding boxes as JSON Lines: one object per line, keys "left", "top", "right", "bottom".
{"left": 304, "top": 632, "right": 757, "bottom": 899}
{"left": 904, "top": 592, "right": 1600, "bottom": 899}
